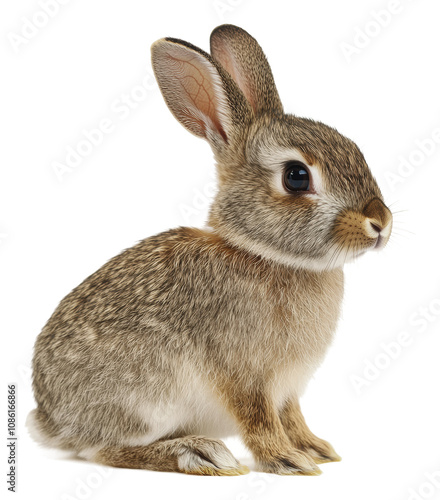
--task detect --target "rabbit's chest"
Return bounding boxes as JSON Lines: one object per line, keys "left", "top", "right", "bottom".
{"left": 259, "top": 269, "right": 344, "bottom": 402}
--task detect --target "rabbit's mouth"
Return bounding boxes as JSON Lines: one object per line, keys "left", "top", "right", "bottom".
{"left": 373, "top": 234, "right": 385, "bottom": 250}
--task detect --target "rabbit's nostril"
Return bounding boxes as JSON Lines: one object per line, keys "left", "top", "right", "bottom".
{"left": 369, "top": 221, "right": 382, "bottom": 234}
{"left": 364, "top": 218, "right": 384, "bottom": 238}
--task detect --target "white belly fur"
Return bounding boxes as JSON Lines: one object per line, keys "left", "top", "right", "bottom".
{"left": 122, "top": 359, "right": 318, "bottom": 449}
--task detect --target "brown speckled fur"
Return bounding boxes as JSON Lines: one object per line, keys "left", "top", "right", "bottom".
{"left": 28, "top": 25, "right": 392, "bottom": 476}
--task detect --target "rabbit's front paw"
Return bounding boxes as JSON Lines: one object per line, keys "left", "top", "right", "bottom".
{"left": 257, "top": 449, "right": 322, "bottom": 476}
{"left": 299, "top": 437, "right": 341, "bottom": 464}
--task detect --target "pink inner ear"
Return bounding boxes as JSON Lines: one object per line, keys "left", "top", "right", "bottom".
{"left": 165, "top": 50, "right": 227, "bottom": 141}
{"left": 211, "top": 41, "right": 256, "bottom": 114}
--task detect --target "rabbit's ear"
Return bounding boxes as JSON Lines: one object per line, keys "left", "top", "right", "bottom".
{"left": 210, "top": 25, "right": 283, "bottom": 116}
{"left": 151, "top": 38, "right": 250, "bottom": 145}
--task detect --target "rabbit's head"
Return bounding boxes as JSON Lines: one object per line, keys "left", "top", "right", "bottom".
{"left": 151, "top": 24, "right": 392, "bottom": 271}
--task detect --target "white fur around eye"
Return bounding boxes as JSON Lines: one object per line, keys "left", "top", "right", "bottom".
{"left": 256, "top": 147, "right": 324, "bottom": 197}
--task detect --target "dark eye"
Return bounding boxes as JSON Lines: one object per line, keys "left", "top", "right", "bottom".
{"left": 283, "top": 161, "right": 310, "bottom": 192}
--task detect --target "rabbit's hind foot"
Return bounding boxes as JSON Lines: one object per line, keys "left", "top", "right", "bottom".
{"left": 90, "top": 435, "right": 250, "bottom": 476}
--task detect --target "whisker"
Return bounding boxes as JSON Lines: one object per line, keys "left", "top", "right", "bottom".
{"left": 330, "top": 244, "right": 345, "bottom": 270}
{"left": 326, "top": 243, "right": 345, "bottom": 272}
{"left": 391, "top": 228, "right": 415, "bottom": 236}
{"left": 342, "top": 243, "right": 352, "bottom": 266}
{"left": 323, "top": 246, "right": 339, "bottom": 273}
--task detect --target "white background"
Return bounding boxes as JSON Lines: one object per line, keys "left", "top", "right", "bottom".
{"left": 2, "top": 1, "right": 440, "bottom": 499}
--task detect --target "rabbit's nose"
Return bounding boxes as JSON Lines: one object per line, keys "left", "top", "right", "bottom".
{"left": 363, "top": 197, "right": 393, "bottom": 240}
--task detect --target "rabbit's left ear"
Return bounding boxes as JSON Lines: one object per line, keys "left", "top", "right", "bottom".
{"left": 210, "top": 25, "right": 283, "bottom": 117}
{"left": 151, "top": 37, "right": 251, "bottom": 147}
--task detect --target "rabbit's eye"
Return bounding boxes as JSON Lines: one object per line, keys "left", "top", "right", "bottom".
{"left": 283, "top": 161, "right": 310, "bottom": 192}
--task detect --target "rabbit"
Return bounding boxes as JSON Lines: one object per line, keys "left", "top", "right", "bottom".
{"left": 27, "top": 24, "right": 393, "bottom": 476}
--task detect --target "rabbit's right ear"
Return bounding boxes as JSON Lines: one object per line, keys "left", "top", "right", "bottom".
{"left": 151, "top": 38, "right": 251, "bottom": 147}
{"left": 210, "top": 25, "right": 283, "bottom": 117}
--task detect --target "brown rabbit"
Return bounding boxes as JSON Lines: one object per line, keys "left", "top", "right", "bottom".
{"left": 27, "top": 24, "right": 392, "bottom": 476}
